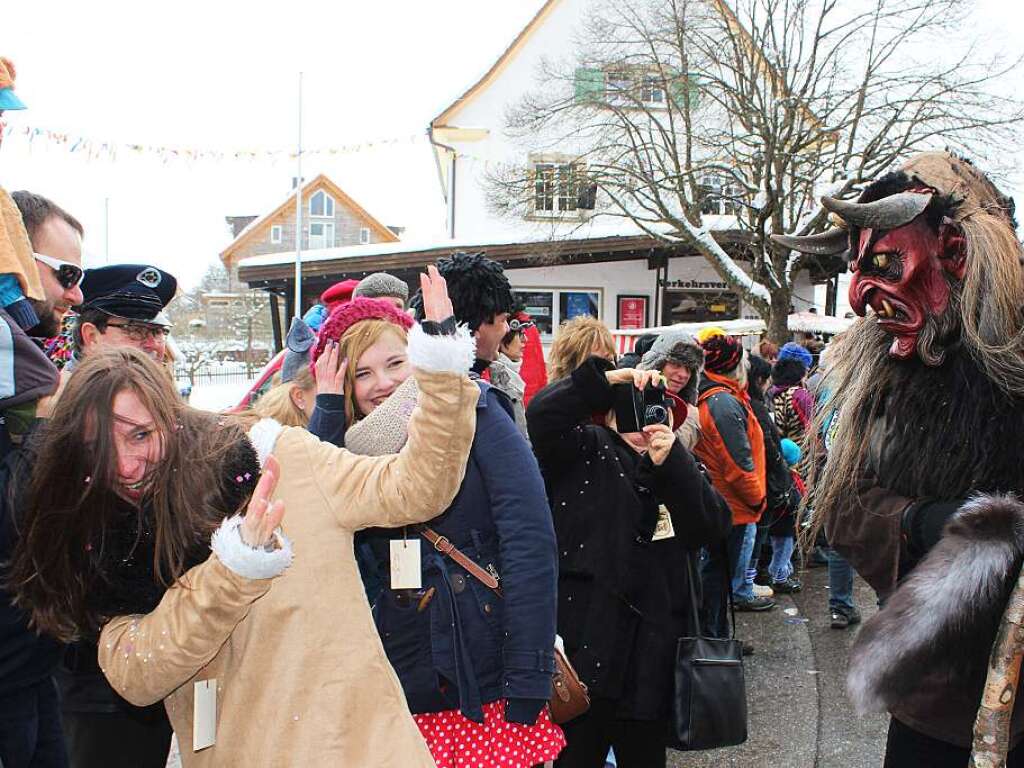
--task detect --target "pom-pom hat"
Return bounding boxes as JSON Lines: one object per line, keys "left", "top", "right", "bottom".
{"left": 311, "top": 297, "right": 413, "bottom": 371}
{"left": 701, "top": 333, "right": 743, "bottom": 374}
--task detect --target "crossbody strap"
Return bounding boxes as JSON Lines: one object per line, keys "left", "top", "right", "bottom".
{"left": 417, "top": 525, "right": 504, "bottom": 598}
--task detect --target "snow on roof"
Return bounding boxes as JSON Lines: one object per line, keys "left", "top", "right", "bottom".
{"left": 237, "top": 215, "right": 738, "bottom": 269}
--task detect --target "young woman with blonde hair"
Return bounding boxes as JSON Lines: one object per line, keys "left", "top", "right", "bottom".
{"left": 547, "top": 316, "right": 616, "bottom": 382}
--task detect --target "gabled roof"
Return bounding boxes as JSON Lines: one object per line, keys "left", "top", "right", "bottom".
{"left": 219, "top": 173, "right": 399, "bottom": 267}
{"left": 431, "top": 0, "right": 561, "bottom": 128}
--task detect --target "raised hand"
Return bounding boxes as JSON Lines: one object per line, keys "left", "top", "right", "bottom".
{"left": 420, "top": 264, "right": 454, "bottom": 323}
{"left": 314, "top": 341, "right": 347, "bottom": 396}
{"left": 240, "top": 455, "right": 286, "bottom": 549}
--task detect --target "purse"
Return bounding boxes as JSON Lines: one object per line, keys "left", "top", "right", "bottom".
{"left": 417, "top": 525, "right": 590, "bottom": 724}
{"left": 668, "top": 546, "right": 748, "bottom": 751}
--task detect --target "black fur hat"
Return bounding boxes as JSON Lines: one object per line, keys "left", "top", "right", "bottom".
{"left": 410, "top": 252, "right": 514, "bottom": 331}
{"left": 771, "top": 357, "right": 807, "bottom": 388}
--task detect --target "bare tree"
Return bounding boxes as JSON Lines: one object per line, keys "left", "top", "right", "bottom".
{"left": 487, "top": 0, "right": 1022, "bottom": 339}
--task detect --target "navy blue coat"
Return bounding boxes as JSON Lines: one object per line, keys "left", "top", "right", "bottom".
{"left": 309, "top": 382, "right": 558, "bottom": 724}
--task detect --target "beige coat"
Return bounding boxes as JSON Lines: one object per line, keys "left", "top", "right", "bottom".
{"left": 98, "top": 365, "right": 480, "bottom": 767}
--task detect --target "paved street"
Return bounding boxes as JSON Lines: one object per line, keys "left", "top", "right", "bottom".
{"left": 670, "top": 565, "right": 887, "bottom": 768}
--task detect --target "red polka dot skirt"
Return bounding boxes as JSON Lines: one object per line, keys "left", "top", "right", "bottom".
{"left": 413, "top": 699, "right": 566, "bottom": 768}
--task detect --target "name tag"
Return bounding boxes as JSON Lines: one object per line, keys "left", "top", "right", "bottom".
{"left": 652, "top": 505, "right": 676, "bottom": 541}
{"left": 193, "top": 679, "right": 217, "bottom": 751}
{"left": 390, "top": 539, "right": 422, "bottom": 589}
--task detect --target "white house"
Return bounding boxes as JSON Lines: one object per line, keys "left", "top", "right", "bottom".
{"left": 239, "top": 0, "right": 825, "bottom": 342}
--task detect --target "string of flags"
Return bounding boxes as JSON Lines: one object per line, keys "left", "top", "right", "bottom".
{"left": 0, "top": 123, "right": 424, "bottom": 164}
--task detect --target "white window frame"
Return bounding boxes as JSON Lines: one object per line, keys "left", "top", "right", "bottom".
{"left": 270, "top": 225, "right": 282, "bottom": 244}
{"left": 640, "top": 74, "right": 667, "bottom": 108}
{"left": 359, "top": 227, "right": 371, "bottom": 245}
{"left": 699, "top": 173, "right": 744, "bottom": 216}
{"left": 529, "top": 154, "right": 588, "bottom": 219}
{"left": 308, "top": 221, "right": 336, "bottom": 249}
{"left": 309, "top": 190, "right": 335, "bottom": 218}
{"left": 513, "top": 286, "right": 603, "bottom": 341}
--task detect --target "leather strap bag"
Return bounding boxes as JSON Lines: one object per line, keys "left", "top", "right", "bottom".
{"left": 417, "top": 525, "right": 590, "bottom": 723}
{"left": 668, "top": 546, "right": 748, "bottom": 751}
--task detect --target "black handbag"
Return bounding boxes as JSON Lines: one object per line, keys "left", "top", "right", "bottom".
{"left": 668, "top": 546, "right": 748, "bottom": 751}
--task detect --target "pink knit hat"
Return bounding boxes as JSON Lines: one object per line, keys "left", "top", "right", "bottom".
{"left": 310, "top": 297, "right": 413, "bottom": 370}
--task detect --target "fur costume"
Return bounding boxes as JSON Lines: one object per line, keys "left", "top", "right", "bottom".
{"left": 848, "top": 493, "right": 1024, "bottom": 717}
{"left": 777, "top": 151, "right": 1024, "bottom": 749}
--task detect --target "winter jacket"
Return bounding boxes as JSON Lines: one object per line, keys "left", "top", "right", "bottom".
{"left": 310, "top": 380, "right": 557, "bottom": 725}
{"left": 694, "top": 372, "right": 766, "bottom": 525}
{"left": 0, "top": 425, "right": 62, "bottom": 698}
{"left": 527, "top": 356, "right": 731, "bottom": 719}
{"left": 769, "top": 384, "right": 813, "bottom": 441}
{"left": 97, "top": 336, "right": 481, "bottom": 767}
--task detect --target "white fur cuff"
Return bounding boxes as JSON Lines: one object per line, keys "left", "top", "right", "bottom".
{"left": 211, "top": 515, "right": 293, "bottom": 580}
{"left": 247, "top": 419, "right": 284, "bottom": 468}
{"left": 407, "top": 323, "right": 476, "bottom": 374}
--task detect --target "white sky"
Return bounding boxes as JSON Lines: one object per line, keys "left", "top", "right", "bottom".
{"left": 0, "top": 0, "right": 1021, "bottom": 290}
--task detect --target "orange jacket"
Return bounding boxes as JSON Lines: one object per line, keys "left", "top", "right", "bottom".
{"left": 694, "top": 372, "right": 767, "bottom": 525}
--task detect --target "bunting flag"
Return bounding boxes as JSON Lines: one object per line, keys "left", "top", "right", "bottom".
{"left": 0, "top": 123, "right": 422, "bottom": 164}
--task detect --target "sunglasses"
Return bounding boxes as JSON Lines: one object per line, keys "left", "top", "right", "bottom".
{"left": 33, "top": 252, "right": 85, "bottom": 290}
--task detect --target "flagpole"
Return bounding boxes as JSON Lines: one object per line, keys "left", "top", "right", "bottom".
{"left": 294, "top": 71, "right": 303, "bottom": 319}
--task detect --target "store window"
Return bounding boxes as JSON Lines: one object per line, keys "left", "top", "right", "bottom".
{"left": 514, "top": 288, "right": 601, "bottom": 339}
{"left": 661, "top": 289, "right": 740, "bottom": 324}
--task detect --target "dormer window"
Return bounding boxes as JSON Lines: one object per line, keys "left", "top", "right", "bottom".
{"left": 309, "top": 190, "right": 335, "bottom": 218}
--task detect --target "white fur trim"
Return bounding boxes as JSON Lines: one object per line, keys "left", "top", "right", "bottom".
{"left": 210, "top": 515, "right": 293, "bottom": 580}
{"left": 406, "top": 323, "right": 476, "bottom": 374}
{"left": 247, "top": 418, "right": 284, "bottom": 468}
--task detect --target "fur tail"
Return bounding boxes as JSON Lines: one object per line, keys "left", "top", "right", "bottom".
{"left": 847, "top": 493, "right": 1024, "bottom": 715}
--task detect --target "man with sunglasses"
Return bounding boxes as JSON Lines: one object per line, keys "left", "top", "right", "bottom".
{"left": 71, "top": 264, "right": 176, "bottom": 366}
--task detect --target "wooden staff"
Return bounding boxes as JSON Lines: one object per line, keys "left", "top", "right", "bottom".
{"left": 971, "top": 562, "right": 1024, "bottom": 767}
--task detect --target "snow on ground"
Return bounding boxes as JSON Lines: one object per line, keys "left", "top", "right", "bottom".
{"left": 185, "top": 379, "right": 256, "bottom": 412}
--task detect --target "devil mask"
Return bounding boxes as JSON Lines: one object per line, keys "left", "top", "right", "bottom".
{"left": 772, "top": 152, "right": 1016, "bottom": 363}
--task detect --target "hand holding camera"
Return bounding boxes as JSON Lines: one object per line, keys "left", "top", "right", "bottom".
{"left": 644, "top": 423, "right": 675, "bottom": 466}
{"left": 607, "top": 368, "right": 673, "bottom": 434}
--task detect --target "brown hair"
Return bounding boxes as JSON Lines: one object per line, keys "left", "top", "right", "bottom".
{"left": 249, "top": 367, "right": 315, "bottom": 428}
{"left": 547, "top": 316, "right": 615, "bottom": 383}
{"left": 335, "top": 319, "right": 409, "bottom": 426}
{"left": 10, "top": 190, "right": 84, "bottom": 243}
{"left": 7, "top": 347, "right": 249, "bottom": 641}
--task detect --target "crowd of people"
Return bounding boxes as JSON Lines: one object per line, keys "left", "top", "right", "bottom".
{"left": 3, "top": 55, "right": 1024, "bottom": 768}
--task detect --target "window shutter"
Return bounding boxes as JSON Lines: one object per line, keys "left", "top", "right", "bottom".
{"left": 574, "top": 68, "right": 605, "bottom": 104}
{"left": 670, "top": 72, "right": 700, "bottom": 110}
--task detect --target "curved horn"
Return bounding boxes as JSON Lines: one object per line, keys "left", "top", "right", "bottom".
{"left": 770, "top": 228, "right": 849, "bottom": 256}
{"left": 821, "top": 191, "right": 932, "bottom": 230}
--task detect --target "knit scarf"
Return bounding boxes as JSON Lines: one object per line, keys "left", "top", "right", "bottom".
{"left": 345, "top": 376, "right": 419, "bottom": 456}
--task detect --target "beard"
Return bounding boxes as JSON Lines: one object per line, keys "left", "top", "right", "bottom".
{"left": 27, "top": 298, "right": 63, "bottom": 338}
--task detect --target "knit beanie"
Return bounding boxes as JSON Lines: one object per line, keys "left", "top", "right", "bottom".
{"left": 353, "top": 272, "right": 409, "bottom": 306}
{"left": 780, "top": 438, "right": 802, "bottom": 467}
{"left": 700, "top": 333, "right": 743, "bottom": 374}
{"left": 311, "top": 297, "right": 413, "bottom": 369}
{"left": 778, "top": 342, "right": 813, "bottom": 369}
{"left": 696, "top": 326, "right": 728, "bottom": 344}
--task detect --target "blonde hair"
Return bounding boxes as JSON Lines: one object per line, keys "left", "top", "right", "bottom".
{"left": 548, "top": 316, "right": 616, "bottom": 383}
{"left": 251, "top": 366, "right": 316, "bottom": 428}
{"left": 336, "top": 319, "right": 409, "bottom": 426}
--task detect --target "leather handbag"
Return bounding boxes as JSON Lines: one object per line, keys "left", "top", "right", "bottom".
{"left": 417, "top": 525, "right": 590, "bottom": 724}
{"left": 668, "top": 547, "right": 748, "bottom": 751}
{"left": 549, "top": 643, "right": 590, "bottom": 724}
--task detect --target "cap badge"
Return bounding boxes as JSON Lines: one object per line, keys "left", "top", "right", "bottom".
{"left": 137, "top": 268, "right": 162, "bottom": 288}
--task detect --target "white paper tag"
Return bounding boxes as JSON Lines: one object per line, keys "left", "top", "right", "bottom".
{"left": 390, "top": 539, "right": 422, "bottom": 589}
{"left": 652, "top": 505, "right": 676, "bottom": 541}
{"left": 193, "top": 679, "right": 216, "bottom": 751}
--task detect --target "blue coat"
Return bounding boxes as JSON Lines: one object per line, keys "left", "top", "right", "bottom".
{"left": 309, "top": 382, "right": 557, "bottom": 724}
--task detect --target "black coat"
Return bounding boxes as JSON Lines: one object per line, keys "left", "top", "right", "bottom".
{"left": 526, "top": 358, "right": 731, "bottom": 719}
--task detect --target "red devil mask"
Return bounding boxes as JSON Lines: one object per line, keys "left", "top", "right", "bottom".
{"left": 848, "top": 208, "right": 966, "bottom": 359}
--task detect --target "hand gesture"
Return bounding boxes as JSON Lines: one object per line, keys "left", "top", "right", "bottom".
{"left": 420, "top": 264, "right": 454, "bottom": 323}
{"left": 644, "top": 423, "right": 676, "bottom": 466}
{"left": 240, "top": 455, "right": 286, "bottom": 549}
{"left": 605, "top": 367, "right": 665, "bottom": 390}
{"left": 314, "top": 341, "right": 347, "bottom": 396}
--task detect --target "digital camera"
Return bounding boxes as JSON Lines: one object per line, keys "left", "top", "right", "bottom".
{"left": 612, "top": 381, "right": 671, "bottom": 434}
